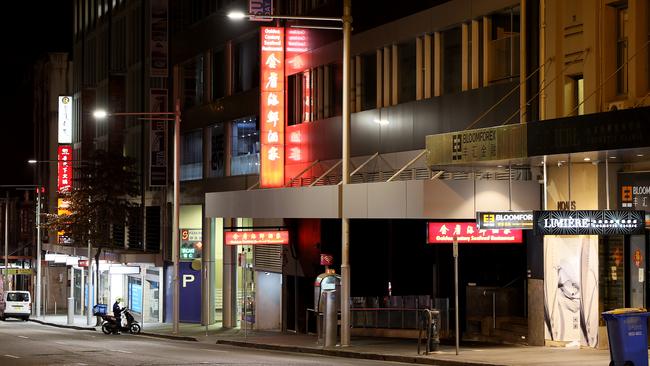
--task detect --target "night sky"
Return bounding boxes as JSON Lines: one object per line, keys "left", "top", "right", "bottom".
{"left": 1, "top": 2, "right": 72, "bottom": 185}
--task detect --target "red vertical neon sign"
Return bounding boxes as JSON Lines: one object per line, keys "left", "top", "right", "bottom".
{"left": 57, "top": 145, "right": 72, "bottom": 193}
{"left": 260, "top": 27, "right": 285, "bottom": 188}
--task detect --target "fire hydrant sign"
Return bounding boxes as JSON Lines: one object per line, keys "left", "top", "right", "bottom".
{"left": 427, "top": 222, "right": 523, "bottom": 244}
{"left": 259, "top": 27, "right": 285, "bottom": 188}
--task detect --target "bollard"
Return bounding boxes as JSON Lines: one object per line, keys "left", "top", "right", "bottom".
{"left": 429, "top": 309, "right": 440, "bottom": 352}
{"left": 324, "top": 290, "right": 337, "bottom": 348}
{"left": 67, "top": 297, "right": 74, "bottom": 325}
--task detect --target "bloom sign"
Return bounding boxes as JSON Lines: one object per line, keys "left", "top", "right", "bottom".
{"left": 260, "top": 27, "right": 285, "bottom": 188}
{"left": 57, "top": 145, "right": 72, "bottom": 193}
{"left": 225, "top": 231, "right": 289, "bottom": 246}
{"left": 427, "top": 222, "right": 523, "bottom": 244}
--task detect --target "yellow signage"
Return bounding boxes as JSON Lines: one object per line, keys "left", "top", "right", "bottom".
{"left": 5, "top": 269, "right": 33, "bottom": 275}
{"left": 426, "top": 124, "right": 527, "bottom": 165}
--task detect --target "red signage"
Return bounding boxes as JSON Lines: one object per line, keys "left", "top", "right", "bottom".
{"left": 57, "top": 145, "right": 72, "bottom": 193}
{"left": 427, "top": 222, "right": 523, "bottom": 244}
{"left": 225, "top": 231, "right": 289, "bottom": 246}
{"left": 78, "top": 260, "right": 89, "bottom": 268}
{"left": 260, "top": 27, "right": 285, "bottom": 188}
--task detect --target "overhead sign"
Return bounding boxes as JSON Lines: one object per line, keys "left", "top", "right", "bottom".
{"left": 58, "top": 96, "right": 72, "bottom": 143}
{"left": 260, "top": 27, "right": 285, "bottom": 188}
{"left": 149, "top": 89, "right": 168, "bottom": 187}
{"left": 150, "top": 0, "right": 168, "bottom": 77}
{"left": 476, "top": 211, "right": 534, "bottom": 230}
{"left": 427, "top": 222, "right": 523, "bottom": 244}
{"left": 249, "top": 0, "right": 273, "bottom": 21}
{"left": 426, "top": 124, "right": 527, "bottom": 165}
{"left": 78, "top": 259, "right": 89, "bottom": 268}
{"left": 108, "top": 266, "right": 141, "bottom": 275}
{"left": 534, "top": 210, "right": 646, "bottom": 235}
{"left": 57, "top": 145, "right": 72, "bottom": 193}
{"left": 5, "top": 269, "right": 33, "bottom": 275}
{"left": 225, "top": 230, "right": 289, "bottom": 245}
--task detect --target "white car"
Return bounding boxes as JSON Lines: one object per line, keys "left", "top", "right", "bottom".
{"left": 0, "top": 291, "right": 31, "bottom": 321}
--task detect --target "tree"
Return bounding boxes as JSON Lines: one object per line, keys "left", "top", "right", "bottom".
{"left": 45, "top": 150, "right": 140, "bottom": 248}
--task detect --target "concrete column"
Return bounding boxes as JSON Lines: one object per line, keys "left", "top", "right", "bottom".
{"left": 383, "top": 46, "right": 391, "bottom": 107}
{"left": 391, "top": 44, "right": 398, "bottom": 105}
{"left": 222, "top": 218, "right": 237, "bottom": 328}
{"left": 433, "top": 32, "right": 442, "bottom": 97}
{"left": 461, "top": 23, "right": 470, "bottom": 91}
{"left": 424, "top": 34, "right": 432, "bottom": 98}
{"left": 201, "top": 210, "right": 213, "bottom": 326}
{"left": 376, "top": 49, "right": 383, "bottom": 108}
{"left": 471, "top": 20, "right": 480, "bottom": 89}
{"left": 416, "top": 36, "right": 423, "bottom": 100}
{"left": 520, "top": 0, "right": 528, "bottom": 122}
{"left": 483, "top": 16, "right": 491, "bottom": 86}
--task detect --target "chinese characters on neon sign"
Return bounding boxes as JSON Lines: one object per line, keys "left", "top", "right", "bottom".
{"left": 57, "top": 145, "right": 72, "bottom": 193}
{"left": 427, "top": 222, "right": 523, "bottom": 244}
{"left": 225, "top": 231, "right": 289, "bottom": 245}
{"left": 260, "top": 27, "right": 285, "bottom": 188}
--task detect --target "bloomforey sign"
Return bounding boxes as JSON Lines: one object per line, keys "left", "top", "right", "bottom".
{"left": 476, "top": 211, "right": 534, "bottom": 230}
{"left": 427, "top": 222, "right": 523, "bottom": 244}
{"left": 225, "top": 231, "right": 289, "bottom": 245}
{"left": 57, "top": 145, "right": 72, "bottom": 193}
{"left": 58, "top": 96, "right": 72, "bottom": 143}
{"left": 534, "top": 210, "right": 646, "bottom": 235}
{"left": 260, "top": 27, "right": 285, "bottom": 188}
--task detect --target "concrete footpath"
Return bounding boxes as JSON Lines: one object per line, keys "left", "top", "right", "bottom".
{"left": 30, "top": 315, "right": 614, "bottom": 366}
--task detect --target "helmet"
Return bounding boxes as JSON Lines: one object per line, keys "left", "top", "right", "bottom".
{"left": 116, "top": 297, "right": 123, "bottom": 303}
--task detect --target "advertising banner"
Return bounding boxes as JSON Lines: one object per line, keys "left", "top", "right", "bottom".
{"left": 476, "top": 211, "right": 533, "bottom": 230}
{"left": 129, "top": 282, "right": 142, "bottom": 313}
{"left": 534, "top": 210, "right": 645, "bottom": 235}
{"left": 225, "top": 230, "right": 289, "bottom": 245}
{"left": 427, "top": 222, "right": 523, "bottom": 244}
{"left": 619, "top": 172, "right": 650, "bottom": 227}
{"left": 57, "top": 145, "right": 72, "bottom": 193}
{"left": 58, "top": 96, "right": 72, "bottom": 143}
{"left": 150, "top": 0, "right": 168, "bottom": 77}
{"left": 149, "top": 89, "right": 168, "bottom": 186}
{"left": 260, "top": 27, "right": 285, "bottom": 188}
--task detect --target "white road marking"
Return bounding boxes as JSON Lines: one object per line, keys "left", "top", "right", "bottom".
{"left": 111, "top": 350, "right": 132, "bottom": 354}
{"left": 4, "top": 354, "right": 20, "bottom": 359}
{"left": 17, "top": 335, "right": 28, "bottom": 339}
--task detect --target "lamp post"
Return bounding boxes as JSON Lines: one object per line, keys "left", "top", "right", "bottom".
{"left": 228, "top": 0, "right": 352, "bottom": 345}
{"left": 93, "top": 98, "right": 182, "bottom": 334}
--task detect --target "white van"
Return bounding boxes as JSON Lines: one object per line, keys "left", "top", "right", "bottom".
{"left": 0, "top": 291, "right": 31, "bottom": 321}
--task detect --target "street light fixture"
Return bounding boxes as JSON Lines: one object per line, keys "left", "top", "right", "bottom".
{"left": 227, "top": 1, "right": 352, "bottom": 346}
{"left": 93, "top": 100, "right": 182, "bottom": 334}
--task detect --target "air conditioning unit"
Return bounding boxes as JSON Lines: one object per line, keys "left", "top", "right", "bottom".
{"left": 606, "top": 100, "right": 628, "bottom": 111}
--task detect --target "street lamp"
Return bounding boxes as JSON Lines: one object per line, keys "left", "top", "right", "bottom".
{"left": 228, "top": 0, "right": 352, "bottom": 345}
{"left": 93, "top": 99, "right": 182, "bottom": 334}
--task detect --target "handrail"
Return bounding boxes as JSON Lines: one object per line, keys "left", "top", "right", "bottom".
{"left": 386, "top": 150, "right": 427, "bottom": 182}
{"left": 285, "top": 160, "right": 320, "bottom": 187}
{"left": 310, "top": 160, "right": 342, "bottom": 187}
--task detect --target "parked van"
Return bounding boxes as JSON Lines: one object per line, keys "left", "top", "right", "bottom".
{"left": 0, "top": 291, "right": 31, "bottom": 321}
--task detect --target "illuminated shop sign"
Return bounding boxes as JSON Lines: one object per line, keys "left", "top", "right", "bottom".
{"left": 225, "top": 231, "right": 289, "bottom": 246}
{"left": 249, "top": 0, "right": 273, "bottom": 21}
{"left": 427, "top": 222, "right": 523, "bottom": 244}
{"left": 619, "top": 172, "right": 650, "bottom": 228}
{"left": 534, "top": 210, "right": 645, "bottom": 235}
{"left": 180, "top": 228, "right": 202, "bottom": 261}
{"left": 58, "top": 96, "right": 72, "bottom": 143}
{"left": 57, "top": 145, "right": 72, "bottom": 193}
{"left": 476, "top": 211, "right": 533, "bottom": 230}
{"left": 260, "top": 27, "right": 285, "bottom": 188}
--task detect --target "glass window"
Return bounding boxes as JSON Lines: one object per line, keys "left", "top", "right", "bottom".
{"left": 181, "top": 130, "right": 203, "bottom": 181}
{"left": 212, "top": 49, "right": 227, "bottom": 99}
{"left": 230, "top": 117, "right": 260, "bottom": 176}
{"left": 327, "top": 63, "right": 342, "bottom": 117}
{"left": 210, "top": 123, "right": 226, "bottom": 177}
{"left": 233, "top": 36, "right": 260, "bottom": 93}
{"left": 442, "top": 27, "right": 462, "bottom": 94}
{"left": 488, "top": 7, "right": 520, "bottom": 84}
{"left": 616, "top": 5, "right": 628, "bottom": 95}
{"left": 398, "top": 40, "right": 416, "bottom": 103}
{"left": 181, "top": 55, "right": 204, "bottom": 109}
{"left": 361, "top": 52, "right": 377, "bottom": 111}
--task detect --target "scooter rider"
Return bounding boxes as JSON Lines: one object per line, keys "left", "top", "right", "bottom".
{"left": 113, "top": 297, "right": 124, "bottom": 334}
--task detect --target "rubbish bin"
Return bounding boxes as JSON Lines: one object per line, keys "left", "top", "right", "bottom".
{"left": 93, "top": 304, "right": 107, "bottom": 316}
{"left": 602, "top": 308, "right": 650, "bottom": 366}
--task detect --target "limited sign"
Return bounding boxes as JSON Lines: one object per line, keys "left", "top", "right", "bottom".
{"left": 476, "top": 211, "right": 533, "bottom": 230}
{"left": 427, "top": 222, "right": 523, "bottom": 244}
{"left": 534, "top": 210, "right": 645, "bottom": 235}
{"left": 225, "top": 231, "right": 289, "bottom": 245}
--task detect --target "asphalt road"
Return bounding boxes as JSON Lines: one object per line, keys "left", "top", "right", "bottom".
{"left": 0, "top": 319, "right": 411, "bottom": 365}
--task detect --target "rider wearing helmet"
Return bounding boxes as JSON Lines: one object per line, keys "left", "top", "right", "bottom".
{"left": 113, "top": 297, "right": 124, "bottom": 334}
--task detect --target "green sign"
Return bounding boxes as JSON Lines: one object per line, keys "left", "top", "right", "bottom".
{"left": 180, "top": 228, "right": 202, "bottom": 261}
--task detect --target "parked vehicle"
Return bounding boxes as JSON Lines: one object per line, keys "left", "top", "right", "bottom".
{"left": 100, "top": 307, "right": 141, "bottom": 334}
{"left": 0, "top": 291, "right": 31, "bottom": 321}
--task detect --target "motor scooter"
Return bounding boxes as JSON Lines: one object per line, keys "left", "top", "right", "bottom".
{"left": 100, "top": 307, "right": 141, "bottom": 335}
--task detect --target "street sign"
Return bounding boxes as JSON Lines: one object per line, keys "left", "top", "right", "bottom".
{"left": 78, "top": 259, "right": 89, "bottom": 267}
{"left": 452, "top": 236, "right": 458, "bottom": 258}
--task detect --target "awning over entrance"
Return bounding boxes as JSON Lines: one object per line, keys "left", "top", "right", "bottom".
{"left": 205, "top": 179, "right": 540, "bottom": 219}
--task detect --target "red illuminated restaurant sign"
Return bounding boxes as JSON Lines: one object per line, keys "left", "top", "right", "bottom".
{"left": 225, "top": 231, "right": 289, "bottom": 246}
{"left": 427, "top": 222, "right": 523, "bottom": 244}
{"left": 58, "top": 145, "right": 72, "bottom": 193}
{"left": 260, "top": 27, "right": 285, "bottom": 188}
